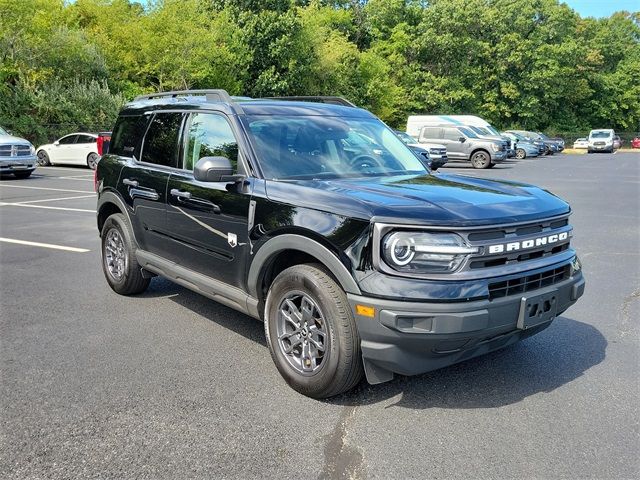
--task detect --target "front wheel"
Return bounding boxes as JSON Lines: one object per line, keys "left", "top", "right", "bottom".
{"left": 471, "top": 151, "right": 491, "bottom": 169}
{"left": 101, "top": 213, "right": 150, "bottom": 295}
{"left": 264, "top": 264, "right": 364, "bottom": 398}
{"left": 515, "top": 148, "right": 526, "bottom": 159}
{"left": 36, "top": 151, "right": 50, "bottom": 166}
{"left": 87, "top": 153, "right": 99, "bottom": 170}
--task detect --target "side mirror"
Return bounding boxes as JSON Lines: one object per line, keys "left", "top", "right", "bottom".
{"left": 194, "top": 156, "right": 240, "bottom": 183}
{"left": 54, "top": 141, "right": 60, "bottom": 146}
{"left": 458, "top": 137, "right": 466, "bottom": 143}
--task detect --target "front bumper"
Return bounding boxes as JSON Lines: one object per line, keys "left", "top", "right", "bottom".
{"left": 490, "top": 151, "right": 507, "bottom": 162}
{"left": 349, "top": 270, "right": 585, "bottom": 384}
{"left": 0, "top": 155, "right": 37, "bottom": 173}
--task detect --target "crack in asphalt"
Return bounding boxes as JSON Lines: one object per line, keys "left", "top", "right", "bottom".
{"left": 318, "top": 406, "right": 365, "bottom": 480}
{"left": 619, "top": 288, "right": 640, "bottom": 337}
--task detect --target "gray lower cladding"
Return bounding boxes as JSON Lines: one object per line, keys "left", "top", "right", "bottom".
{"left": 348, "top": 270, "right": 585, "bottom": 384}
{"left": 136, "top": 250, "right": 261, "bottom": 319}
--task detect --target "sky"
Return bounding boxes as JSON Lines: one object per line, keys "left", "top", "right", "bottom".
{"left": 563, "top": 0, "right": 639, "bottom": 18}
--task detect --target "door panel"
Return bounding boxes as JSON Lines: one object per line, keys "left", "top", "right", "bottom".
{"left": 164, "top": 112, "right": 251, "bottom": 288}
{"left": 53, "top": 135, "right": 78, "bottom": 163}
{"left": 117, "top": 112, "right": 184, "bottom": 257}
{"left": 442, "top": 128, "right": 465, "bottom": 159}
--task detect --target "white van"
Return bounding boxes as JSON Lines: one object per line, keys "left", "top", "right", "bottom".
{"left": 587, "top": 129, "right": 616, "bottom": 153}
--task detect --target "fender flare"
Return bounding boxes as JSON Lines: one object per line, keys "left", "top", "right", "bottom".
{"left": 96, "top": 190, "right": 132, "bottom": 234}
{"left": 247, "top": 234, "right": 361, "bottom": 297}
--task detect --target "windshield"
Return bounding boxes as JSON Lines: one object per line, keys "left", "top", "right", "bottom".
{"left": 470, "top": 126, "right": 491, "bottom": 136}
{"left": 0, "top": 126, "right": 7, "bottom": 135}
{"left": 590, "top": 130, "right": 611, "bottom": 139}
{"left": 486, "top": 125, "right": 501, "bottom": 136}
{"left": 458, "top": 126, "right": 478, "bottom": 138}
{"left": 537, "top": 132, "right": 550, "bottom": 140}
{"left": 395, "top": 131, "right": 417, "bottom": 144}
{"left": 244, "top": 116, "right": 428, "bottom": 180}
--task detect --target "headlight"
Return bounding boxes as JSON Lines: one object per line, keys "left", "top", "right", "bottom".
{"left": 428, "top": 148, "right": 440, "bottom": 155}
{"left": 30, "top": 144, "right": 35, "bottom": 155}
{"left": 382, "top": 231, "right": 478, "bottom": 273}
{"left": 490, "top": 143, "right": 500, "bottom": 152}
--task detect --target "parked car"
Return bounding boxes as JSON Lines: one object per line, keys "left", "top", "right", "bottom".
{"left": 613, "top": 135, "right": 622, "bottom": 150}
{"left": 0, "top": 126, "right": 37, "bottom": 178}
{"left": 406, "top": 115, "right": 514, "bottom": 157}
{"left": 417, "top": 125, "right": 506, "bottom": 168}
{"left": 501, "top": 132, "right": 540, "bottom": 159}
{"left": 573, "top": 138, "right": 589, "bottom": 149}
{"left": 503, "top": 131, "right": 546, "bottom": 155}
{"left": 96, "top": 89, "right": 584, "bottom": 398}
{"left": 507, "top": 130, "right": 558, "bottom": 155}
{"left": 36, "top": 132, "right": 102, "bottom": 169}
{"left": 587, "top": 129, "right": 616, "bottom": 153}
{"left": 395, "top": 130, "right": 448, "bottom": 170}
{"left": 632, "top": 136, "right": 640, "bottom": 149}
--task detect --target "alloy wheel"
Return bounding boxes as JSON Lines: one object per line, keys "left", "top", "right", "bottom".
{"left": 104, "top": 228, "right": 126, "bottom": 281}
{"left": 276, "top": 291, "right": 328, "bottom": 375}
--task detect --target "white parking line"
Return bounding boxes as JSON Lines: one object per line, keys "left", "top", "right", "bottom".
{"left": 0, "top": 184, "right": 95, "bottom": 194}
{"left": 0, "top": 237, "right": 90, "bottom": 253}
{"left": 40, "top": 166, "right": 93, "bottom": 173}
{"left": 0, "top": 202, "right": 95, "bottom": 213}
{"left": 57, "top": 176, "right": 94, "bottom": 182}
{"left": 18, "top": 194, "right": 96, "bottom": 204}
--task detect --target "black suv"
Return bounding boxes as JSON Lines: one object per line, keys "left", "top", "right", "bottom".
{"left": 96, "top": 90, "right": 585, "bottom": 398}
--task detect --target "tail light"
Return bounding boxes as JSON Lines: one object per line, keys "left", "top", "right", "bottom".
{"left": 97, "top": 136, "right": 104, "bottom": 155}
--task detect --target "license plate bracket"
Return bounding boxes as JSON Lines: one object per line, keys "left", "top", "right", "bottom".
{"left": 517, "top": 290, "right": 558, "bottom": 330}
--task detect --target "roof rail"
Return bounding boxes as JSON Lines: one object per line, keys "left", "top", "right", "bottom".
{"left": 263, "top": 96, "right": 356, "bottom": 107}
{"left": 134, "top": 89, "right": 232, "bottom": 103}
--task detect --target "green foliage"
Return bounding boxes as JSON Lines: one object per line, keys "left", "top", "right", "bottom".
{"left": 1, "top": 0, "right": 639, "bottom": 139}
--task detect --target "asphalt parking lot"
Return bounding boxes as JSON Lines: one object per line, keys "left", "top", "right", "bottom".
{"left": 1, "top": 154, "right": 639, "bottom": 479}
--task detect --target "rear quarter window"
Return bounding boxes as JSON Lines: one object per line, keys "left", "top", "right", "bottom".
{"left": 109, "top": 115, "right": 150, "bottom": 158}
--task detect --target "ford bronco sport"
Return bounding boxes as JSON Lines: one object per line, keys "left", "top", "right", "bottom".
{"left": 96, "top": 90, "right": 585, "bottom": 398}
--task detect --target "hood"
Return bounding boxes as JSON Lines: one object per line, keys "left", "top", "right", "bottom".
{"left": 265, "top": 173, "right": 570, "bottom": 227}
{"left": 0, "top": 134, "right": 32, "bottom": 146}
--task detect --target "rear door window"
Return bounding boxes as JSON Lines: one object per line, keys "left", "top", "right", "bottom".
{"left": 110, "top": 115, "right": 150, "bottom": 158}
{"left": 140, "top": 113, "right": 185, "bottom": 168}
{"left": 58, "top": 135, "right": 78, "bottom": 145}
{"left": 420, "top": 128, "right": 442, "bottom": 141}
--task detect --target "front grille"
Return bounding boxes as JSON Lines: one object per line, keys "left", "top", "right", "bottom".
{"left": 463, "top": 217, "right": 572, "bottom": 270}
{"left": 488, "top": 265, "right": 570, "bottom": 300}
{"left": 0, "top": 145, "right": 31, "bottom": 157}
{"left": 429, "top": 148, "right": 446, "bottom": 156}
{"left": 594, "top": 141, "right": 605, "bottom": 146}
{"left": 15, "top": 145, "right": 31, "bottom": 156}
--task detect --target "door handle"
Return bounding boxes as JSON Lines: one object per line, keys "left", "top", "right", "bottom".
{"left": 123, "top": 178, "right": 139, "bottom": 187}
{"left": 170, "top": 189, "right": 192, "bottom": 200}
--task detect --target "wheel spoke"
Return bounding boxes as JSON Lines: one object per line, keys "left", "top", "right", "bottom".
{"left": 301, "top": 341, "right": 313, "bottom": 372}
{"left": 279, "top": 332, "right": 302, "bottom": 354}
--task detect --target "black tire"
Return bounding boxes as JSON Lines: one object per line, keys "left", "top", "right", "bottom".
{"left": 36, "top": 150, "right": 50, "bottom": 166}
{"left": 87, "top": 152, "right": 99, "bottom": 170}
{"left": 515, "top": 148, "right": 526, "bottom": 159}
{"left": 471, "top": 150, "right": 491, "bottom": 169}
{"left": 264, "top": 264, "right": 364, "bottom": 398}
{"left": 14, "top": 171, "right": 32, "bottom": 179}
{"left": 100, "top": 213, "right": 150, "bottom": 295}
{"left": 487, "top": 162, "right": 495, "bottom": 168}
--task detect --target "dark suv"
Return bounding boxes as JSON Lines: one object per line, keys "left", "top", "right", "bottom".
{"left": 96, "top": 90, "right": 585, "bottom": 398}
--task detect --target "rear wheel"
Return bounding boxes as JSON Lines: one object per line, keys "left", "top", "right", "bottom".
{"left": 87, "top": 153, "right": 99, "bottom": 170}
{"left": 264, "top": 264, "right": 363, "bottom": 398}
{"left": 36, "top": 151, "right": 50, "bottom": 166}
{"left": 471, "top": 151, "right": 491, "bottom": 169}
{"left": 101, "top": 213, "right": 150, "bottom": 295}
{"left": 515, "top": 148, "right": 526, "bottom": 159}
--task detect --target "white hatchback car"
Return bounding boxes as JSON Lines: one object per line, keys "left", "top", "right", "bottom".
{"left": 36, "top": 133, "right": 101, "bottom": 169}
